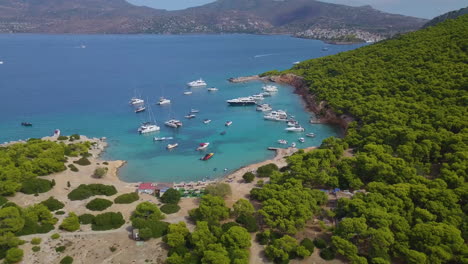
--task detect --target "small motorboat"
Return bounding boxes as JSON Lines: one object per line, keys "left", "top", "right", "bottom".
{"left": 154, "top": 137, "right": 173, "bottom": 141}
{"left": 260, "top": 92, "right": 271, "bottom": 97}
{"left": 256, "top": 104, "right": 272, "bottom": 112}
{"left": 293, "top": 61, "right": 300, "bottom": 65}
{"left": 21, "top": 122, "right": 32, "bottom": 127}
{"left": 135, "top": 106, "right": 146, "bottom": 113}
{"left": 184, "top": 91, "right": 193, "bottom": 95}
{"left": 287, "top": 120, "right": 299, "bottom": 127}
{"left": 291, "top": 142, "right": 297, "bottom": 148}
{"left": 262, "top": 85, "right": 278, "bottom": 92}
{"left": 225, "top": 121, "right": 233, "bottom": 127}
{"left": 157, "top": 97, "right": 171, "bottom": 105}
{"left": 201, "top": 153, "right": 214, "bottom": 161}
{"left": 203, "top": 119, "right": 211, "bottom": 124}
{"left": 306, "top": 133, "right": 316, "bottom": 138}
{"left": 251, "top": 94, "right": 264, "bottom": 101}
{"left": 138, "top": 122, "right": 160, "bottom": 134}
{"left": 165, "top": 120, "right": 183, "bottom": 128}
{"left": 298, "top": 137, "right": 305, "bottom": 143}
{"left": 185, "top": 114, "right": 196, "bottom": 119}
{"left": 207, "top": 87, "right": 218, "bottom": 92}
{"left": 278, "top": 139, "right": 288, "bottom": 145}
{"left": 196, "top": 142, "right": 210, "bottom": 151}
{"left": 187, "top": 79, "right": 207, "bottom": 87}
{"left": 220, "top": 131, "right": 227, "bottom": 135}
{"left": 190, "top": 109, "right": 200, "bottom": 113}
{"left": 129, "top": 98, "right": 144, "bottom": 105}
{"left": 285, "top": 126, "right": 305, "bottom": 132}
{"left": 167, "top": 143, "right": 178, "bottom": 150}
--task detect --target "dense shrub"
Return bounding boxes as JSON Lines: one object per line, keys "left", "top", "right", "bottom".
{"left": 313, "top": 238, "right": 327, "bottom": 249}
{"left": 114, "top": 193, "right": 139, "bottom": 204}
{"left": 51, "top": 233, "right": 60, "bottom": 239}
{"left": 32, "top": 246, "right": 40, "bottom": 252}
{"left": 160, "top": 204, "right": 180, "bottom": 214}
{"left": 160, "top": 188, "right": 181, "bottom": 204}
{"left": 236, "top": 214, "right": 259, "bottom": 232}
{"left": 55, "top": 211, "right": 65, "bottom": 215}
{"left": 60, "top": 256, "right": 74, "bottom": 264}
{"left": 205, "top": 183, "right": 232, "bottom": 198}
{"left": 242, "top": 172, "right": 255, "bottom": 183}
{"left": 67, "top": 164, "right": 78, "bottom": 172}
{"left": 221, "top": 222, "right": 240, "bottom": 232}
{"left": 5, "top": 248, "right": 23, "bottom": 263}
{"left": 73, "top": 157, "right": 91, "bottom": 166}
{"left": 320, "top": 247, "right": 336, "bottom": 260}
{"left": 40, "top": 197, "right": 64, "bottom": 211}
{"left": 93, "top": 167, "right": 108, "bottom": 178}
{"left": 78, "top": 214, "right": 95, "bottom": 225}
{"left": 103, "top": 161, "right": 109, "bottom": 165}
{"left": 301, "top": 238, "right": 314, "bottom": 254}
{"left": 70, "top": 134, "right": 80, "bottom": 140}
{"left": 57, "top": 136, "right": 69, "bottom": 141}
{"left": 60, "top": 212, "right": 80, "bottom": 232}
{"left": 0, "top": 196, "right": 8, "bottom": 206}
{"left": 85, "top": 198, "right": 113, "bottom": 211}
{"left": 31, "top": 238, "right": 41, "bottom": 245}
{"left": 20, "top": 178, "right": 54, "bottom": 194}
{"left": 55, "top": 246, "right": 66, "bottom": 253}
{"left": 67, "top": 184, "right": 117, "bottom": 200}
{"left": 256, "top": 163, "right": 278, "bottom": 178}
{"left": 92, "top": 212, "right": 125, "bottom": 231}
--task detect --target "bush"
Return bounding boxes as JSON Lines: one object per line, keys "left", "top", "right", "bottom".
{"left": 93, "top": 167, "right": 108, "bottom": 178}
{"left": 85, "top": 198, "right": 113, "bottom": 211}
{"left": 103, "top": 162, "right": 109, "bottom": 165}
{"left": 242, "top": 172, "right": 255, "bottom": 183}
{"left": 60, "top": 256, "right": 74, "bottom": 264}
{"left": 92, "top": 212, "right": 125, "bottom": 231}
{"left": 256, "top": 231, "right": 271, "bottom": 245}
{"left": 55, "top": 246, "right": 66, "bottom": 253}
{"left": 320, "top": 247, "right": 336, "bottom": 260}
{"left": 60, "top": 212, "right": 80, "bottom": 232}
{"left": 132, "top": 220, "right": 169, "bottom": 239}
{"left": 73, "top": 157, "right": 91, "bottom": 166}
{"left": 114, "top": 193, "right": 139, "bottom": 204}
{"left": 67, "top": 184, "right": 117, "bottom": 200}
{"left": 257, "top": 163, "right": 278, "bottom": 178}
{"left": 160, "top": 188, "right": 181, "bottom": 204}
{"left": 31, "top": 238, "right": 41, "bottom": 245}
{"left": 41, "top": 197, "right": 64, "bottom": 211}
{"left": 55, "top": 211, "right": 66, "bottom": 215}
{"left": 67, "top": 164, "right": 78, "bottom": 172}
{"left": 32, "top": 246, "right": 40, "bottom": 252}
{"left": 205, "top": 183, "right": 232, "bottom": 198}
{"left": 70, "top": 134, "right": 80, "bottom": 140}
{"left": 222, "top": 222, "right": 240, "bottom": 232}
{"left": 301, "top": 238, "right": 315, "bottom": 254}
{"left": 160, "top": 204, "right": 180, "bottom": 214}
{"left": 20, "top": 178, "right": 54, "bottom": 194}
{"left": 51, "top": 233, "right": 60, "bottom": 239}
{"left": 257, "top": 180, "right": 264, "bottom": 187}
{"left": 57, "top": 136, "right": 69, "bottom": 141}
{"left": 16, "top": 215, "right": 55, "bottom": 236}
{"left": 313, "top": 238, "right": 327, "bottom": 249}
{"left": 236, "top": 214, "right": 259, "bottom": 232}
{"left": 79, "top": 214, "right": 95, "bottom": 225}
{"left": 5, "top": 248, "right": 23, "bottom": 263}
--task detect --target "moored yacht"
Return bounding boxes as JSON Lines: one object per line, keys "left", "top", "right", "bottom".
{"left": 167, "top": 143, "right": 178, "bottom": 150}
{"left": 154, "top": 137, "right": 173, "bottom": 141}
{"left": 187, "top": 79, "right": 207, "bottom": 87}
{"left": 226, "top": 97, "right": 256, "bottom": 106}
{"left": 251, "top": 94, "right": 264, "bottom": 100}
{"left": 256, "top": 104, "right": 272, "bottom": 112}
{"left": 203, "top": 119, "right": 211, "bottom": 124}
{"left": 264, "top": 110, "right": 288, "bottom": 121}
{"left": 260, "top": 92, "right": 272, "bottom": 97}
{"left": 207, "top": 87, "right": 218, "bottom": 92}
{"left": 135, "top": 106, "right": 146, "bottom": 113}
{"left": 165, "top": 119, "right": 183, "bottom": 128}
{"left": 138, "top": 122, "right": 160, "bottom": 134}
{"left": 157, "top": 97, "right": 171, "bottom": 105}
{"left": 196, "top": 142, "right": 210, "bottom": 151}
{"left": 287, "top": 120, "right": 299, "bottom": 127}
{"left": 129, "top": 98, "right": 144, "bottom": 105}
{"left": 285, "top": 125, "right": 305, "bottom": 132}
{"left": 306, "top": 133, "right": 316, "bottom": 138}
{"left": 185, "top": 114, "right": 196, "bottom": 119}
{"left": 298, "top": 137, "right": 305, "bottom": 143}
{"left": 190, "top": 109, "right": 200, "bottom": 113}
{"left": 225, "top": 121, "right": 233, "bottom": 127}
{"left": 183, "top": 91, "right": 193, "bottom": 95}
{"left": 262, "top": 85, "right": 278, "bottom": 92}
{"left": 278, "top": 139, "right": 288, "bottom": 145}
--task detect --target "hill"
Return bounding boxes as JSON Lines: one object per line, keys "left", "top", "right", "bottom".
{"left": 261, "top": 14, "right": 467, "bottom": 263}
{"left": 423, "top": 6, "right": 468, "bottom": 28}
{"left": 0, "top": 0, "right": 426, "bottom": 41}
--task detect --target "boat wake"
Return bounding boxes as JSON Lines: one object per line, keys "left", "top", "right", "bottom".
{"left": 254, "top": 53, "right": 277, "bottom": 58}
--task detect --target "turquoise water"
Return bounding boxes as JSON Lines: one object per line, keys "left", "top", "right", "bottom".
{"left": 0, "top": 34, "right": 364, "bottom": 182}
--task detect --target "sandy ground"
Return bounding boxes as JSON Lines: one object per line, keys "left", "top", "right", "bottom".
{"left": 9, "top": 135, "right": 342, "bottom": 264}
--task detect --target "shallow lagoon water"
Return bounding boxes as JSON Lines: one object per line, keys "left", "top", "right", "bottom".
{"left": 0, "top": 34, "right": 364, "bottom": 182}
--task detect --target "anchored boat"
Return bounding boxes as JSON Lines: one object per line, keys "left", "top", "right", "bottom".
{"left": 196, "top": 142, "right": 210, "bottom": 151}
{"left": 201, "top": 153, "right": 214, "bottom": 161}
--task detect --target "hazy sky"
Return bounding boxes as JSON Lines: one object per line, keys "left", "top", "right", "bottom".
{"left": 127, "top": 0, "right": 467, "bottom": 19}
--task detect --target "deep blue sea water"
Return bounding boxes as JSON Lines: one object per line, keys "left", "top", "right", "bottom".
{"left": 0, "top": 34, "right": 363, "bottom": 182}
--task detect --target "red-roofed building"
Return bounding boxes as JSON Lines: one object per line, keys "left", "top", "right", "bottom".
{"left": 137, "top": 182, "right": 158, "bottom": 195}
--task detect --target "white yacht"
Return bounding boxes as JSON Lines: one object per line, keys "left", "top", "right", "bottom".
{"left": 227, "top": 97, "right": 256, "bottom": 106}
{"left": 187, "top": 79, "right": 207, "bottom": 87}
{"left": 298, "top": 137, "right": 305, "bottom": 143}
{"left": 278, "top": 139, "right": 288, "bottom": 145}
{"left": 157, "top": 97, "right": 171, "bottom": 105}
{"left": 184, "top": 91, "right": 193, "bottom": 95}
{"left": 164, "top": 119, "right": 183, "bottom": 128}
{"left": 129, "top": 98, "right": 144, "bottom": 105}
{"left": 203, "top": 119, "right": 212, "bottom": 124}
{"left": 207, "top": 87, "right": 218, "bottom": 92}
{"left": 251, "top": 94, "right": 264, "bottom": 101}
{"left": 154, "top": 137, "right": 173, "bottom": 141}
{"left": 135, "top": 106, "right": 146, "bottom": 113}
{"left": 291, "top": 142, "right": 297, "bottom": 148}
{"left": 256, "top": 104, "right": 272, "bottom": 112}
{"left": 264, "top": 110, "right": 288, "bottom": 121}
{"left": 306, "top": 133, "right": 316, "bottom": 138}
{"left": 225, "top": 121, "right": 233, "bottom": 127}
{"left": 167, "top": 143, "right": 178, "bottom": 150}
{"left": 287, "top": 120, "right": 299, "bottom": 127}
{"left": 285, "top": 126, "right": 305, "bottom": 132}
{"left": 138, "top": 123, "right": 160, "bottom": 134}
{"left": 262, "top": 85, "right": 278, "bottom": 92}
{"left": 185, "top": 114, "right": 196, "bottom": 119}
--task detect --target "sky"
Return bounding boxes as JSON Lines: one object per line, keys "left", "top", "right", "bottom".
{"left": 127, "top": 0, "right": 467, "bottom": 19}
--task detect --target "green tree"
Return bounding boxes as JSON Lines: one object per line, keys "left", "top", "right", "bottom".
{"left": 221, "top": 226, "right": 251, "bottom": 249}
{"left": 0, "top": 207, "right": 24, "bottom": 233}
{"left": 190, "top": 221, "right": 217, "bottom": 254}
{"left": 201, "top": 243, "right": 230, "bottom": 264}
{"left": 160, "top": 188, "right": 181, "bottom": 204}
{"left": 166, "top": 222, "right": 190, "bottom": 248}
{"left": 232, "top": 199, "right": 255, "bottom": 218}
{"left": 131, "top": 202, "right": 164, "bottom": 222}
{"left": 242, "top": 172, "right": 255, "bottom": 183}
{"left": 60, "top": 212, "right": 80, "bottom": 232}
{"left": 205, "top": 183, "right": 232, "bottom": 198}
{"left": 5, "top": 248, "right": 23, "bottom": 263}
{"left": 265, "top": 235, "right": 299, "bottom": 263}
{"left": 189, "top": 195, "right": 229, "bottom": 224}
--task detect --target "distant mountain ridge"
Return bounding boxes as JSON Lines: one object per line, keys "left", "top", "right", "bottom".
{"left": 0, "top": 0, "right": 427, "bottom": 41}
{"left": 423, "top": 6, "right": 468, "bottom": 28}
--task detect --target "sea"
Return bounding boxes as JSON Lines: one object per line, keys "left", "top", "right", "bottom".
{"left": 0, "top": 34, "right": 364, "bottom": 183}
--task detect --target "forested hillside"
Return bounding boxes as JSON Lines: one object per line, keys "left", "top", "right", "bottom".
{"left": 259, "top": 15, "right": 468, "bottom": 263}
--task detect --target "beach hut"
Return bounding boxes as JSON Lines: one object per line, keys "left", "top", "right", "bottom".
{"left": 137, "top": 183, "right": 158, "bottom": 196}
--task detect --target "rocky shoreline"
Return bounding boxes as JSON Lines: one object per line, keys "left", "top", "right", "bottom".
{"left": 228, "top": 74, "right": 354, "bottom": 132}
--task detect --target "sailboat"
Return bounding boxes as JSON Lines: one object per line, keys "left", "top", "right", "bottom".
{"left": 138, "top": 104, "right": 160, "bottom": 134}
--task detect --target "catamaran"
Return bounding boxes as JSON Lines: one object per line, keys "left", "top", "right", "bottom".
{"left": 187, "top": 79, "right": 207, "bottom": 87}
{"left": 138, "top": 106, "right": 160, "bottom": 134}
{"left": 164, "top": 119, "right": 183, "bottom": 128}
{"left": 157, "top": 97, "right": 171, "bottom": 105}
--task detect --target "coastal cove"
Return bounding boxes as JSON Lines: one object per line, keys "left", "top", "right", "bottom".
{"left": 0, "top": 34, "right": 365, "bottom": 183}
